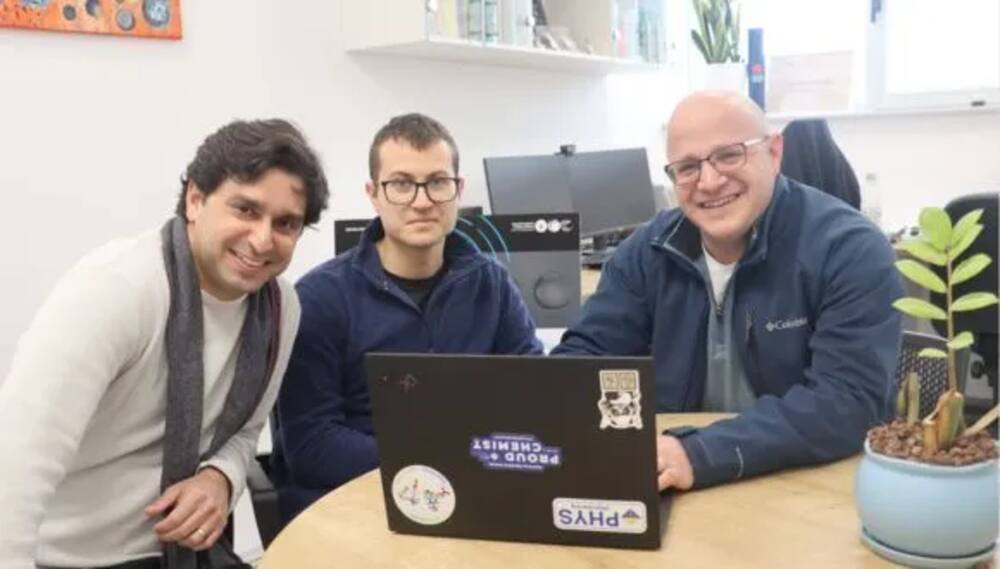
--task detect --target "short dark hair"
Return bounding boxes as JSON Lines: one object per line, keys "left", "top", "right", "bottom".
{"left": 368, "top": 113, "right": 460, "bottom": 181}
{"left": 176, "top": 119, "right": 329, "bottom": 226}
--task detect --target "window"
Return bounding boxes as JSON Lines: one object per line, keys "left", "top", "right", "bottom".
{"left": 737, "top": 0, "right": 1000, "bottom": 112}
{"left": 875, "top": 0, "right": 1000, "bottom": 109}
{"left": 741, "top": 0, "right": 868, "bottom": 110}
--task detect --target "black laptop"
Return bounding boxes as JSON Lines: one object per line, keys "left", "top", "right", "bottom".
{"left": 364, "top": 353, "right": 664, "bottom": 549}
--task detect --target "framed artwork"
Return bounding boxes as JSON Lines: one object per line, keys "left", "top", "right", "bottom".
{"left": 0, "top": 0, "right": 181, "bottom": 39}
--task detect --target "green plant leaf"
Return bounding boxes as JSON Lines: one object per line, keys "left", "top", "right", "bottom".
{"left": 906, "top": 373, "right": 921, "bottom": 425}
{"left": 947, "top": 331, "right": 975, "bottom": 351}
{"left": 730, "top": 5, "right": 741, "bottom": 61}
{"left": 894, "top": 259, "right": 947, "bottom": 293}
{"left": 894, "top": 239, "right": 947, "bottom": 266}
{"left": 711, "top": 31, "right": 724, "bottom": 61}
{"left": 691, "top": 30, "right": 710, "bottom": 63}
{"left": 936, "top": 391, "right": 964, "bottom": 449}
{"left": 949, "top": 224, "right": 983, "bottom": 261}
{"left": 697, "top": 4, "right": 714, "bottom": 58}
{"left": 701, "top": 10, "right": 713, "bottom": 42}
{"left": 952, "top": 253, "right": 992, "bottom": 286}
{"left": 701, "top": 11, "right": 717, "bottom": 61}
{"left": 690, "top": 0, "right": 738, "bottom": 63}
{"left": 918, "top": 207, "right": 952, "bottom": 251}
{"left": 893, "top": 297, "right": 947, "bottom": 320}
{"left": 711, "top": 19, "right": 727, "bottom": 61}
{"left": 951, "top": 292, "right": 1000, "bottom": 312}
{"left": 918, "top": 347, "right": 948, "bottom": 359}
{"left": 895, "top": 381, "right": 907, "bottom": 419}
{"left": 950, "top": 209, "right": 984, "bottom": 247}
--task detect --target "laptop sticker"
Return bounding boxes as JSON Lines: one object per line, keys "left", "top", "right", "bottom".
{"left": 552, "top": 498, "right": 648, "bottom": 534}
{"left": 391, "top": 465, "right": 456, "bottom": 525}
{"left": 377, "top": 373, "right": 420, "bottom": 392}
{"left": 470, "top": 433, "right": 562, "bottom": 472}
{"left": 597, "top": 370, "right": 643, "bottom": 430}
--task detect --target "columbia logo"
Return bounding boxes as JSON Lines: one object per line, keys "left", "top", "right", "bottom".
{"left": 765, "top": 317, "right": 808, "bottom": 332}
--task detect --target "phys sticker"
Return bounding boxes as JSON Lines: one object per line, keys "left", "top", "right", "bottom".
{"left": 391, "top": 464, "right": 456, "bottom": 525}
{"left": 552, "top": 498, "right": 647, "bottom": 534}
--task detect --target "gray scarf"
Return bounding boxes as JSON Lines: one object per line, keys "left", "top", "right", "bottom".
{"left": 160, "top": 217, "right": 281, "bottom": 569}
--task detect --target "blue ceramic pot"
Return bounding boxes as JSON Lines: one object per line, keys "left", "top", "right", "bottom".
{"left": 856, "top": 440, "right": 999, "bottom": 558}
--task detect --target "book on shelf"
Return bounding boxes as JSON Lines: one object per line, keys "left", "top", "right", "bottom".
{"left": 428, "top": 0, "right": 463, "bottom": 40}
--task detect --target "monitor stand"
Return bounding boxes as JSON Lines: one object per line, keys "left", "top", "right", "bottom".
{"left": 581, "top": 234, "right": 617, "bottom": 268}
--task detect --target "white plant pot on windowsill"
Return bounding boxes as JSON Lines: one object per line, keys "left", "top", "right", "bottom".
{"left": 702, "top": 62, "right": 747, "bottom": 93}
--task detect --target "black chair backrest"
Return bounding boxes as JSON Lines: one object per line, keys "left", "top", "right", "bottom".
{"left": 780, "top": 119, "right": 861, "bottom": 210}
{"left": 895, "top": 331, "right": 970, "bottom": 419}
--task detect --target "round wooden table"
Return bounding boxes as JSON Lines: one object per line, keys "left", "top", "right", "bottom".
{"left": 262, "top": 413, "right": 900, "bottom": 568}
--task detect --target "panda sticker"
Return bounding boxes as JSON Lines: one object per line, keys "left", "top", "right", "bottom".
{"left": 597, "top": 370, "right": 642, "bottom": 430}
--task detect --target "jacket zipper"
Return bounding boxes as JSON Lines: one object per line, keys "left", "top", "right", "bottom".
{"left": 744, "top": 306, "right": 761, "bottom": 392}
{"left": 710, "top": 275, "right": 736, "bottom": 318}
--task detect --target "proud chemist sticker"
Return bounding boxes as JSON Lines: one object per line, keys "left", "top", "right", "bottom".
{"left": 391, "top": 464, "right": 456, "bottom": 525}
{"left": 470, "top": 433, "right": 562, "bottom": 472}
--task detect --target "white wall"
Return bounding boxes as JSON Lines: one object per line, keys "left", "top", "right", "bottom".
{"left": 827, "top": 112, "right": 1000, "bottom": 231}
{"left": 0, "top": 1, "right": 682, "bottom": 376}
{"left": 3, "top": 2, "right": 998, "bottom": 375}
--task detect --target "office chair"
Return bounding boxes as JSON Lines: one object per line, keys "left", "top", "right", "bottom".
{"left": 247, "top": 454, "right": 282, "bottom": 549}
{"left": 929, "top": 192, "right": 999, "bottom": 426}
{"left": 780, "top": 119, "right": 861, "bottom": 210}
{"left": 896, "top": 331, "right": 971, "bottom": 419}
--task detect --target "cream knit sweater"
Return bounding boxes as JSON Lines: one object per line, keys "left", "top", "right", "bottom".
{"left": 0, "top": 230, "right": 300, "bottom": 567}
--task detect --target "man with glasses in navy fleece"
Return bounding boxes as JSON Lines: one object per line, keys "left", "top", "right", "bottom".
{"left": 270, "top": 113, "right": 543, "bottom": 522}
{"left": 554, "top": 91, "right": 903, "bottom": 492}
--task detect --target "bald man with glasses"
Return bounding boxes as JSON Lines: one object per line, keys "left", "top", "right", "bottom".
{"left": 269, "top": 113, "right": 543, "bottom": 523}
{"left": 554, "top": 91, "right": 903, "bottom": 492}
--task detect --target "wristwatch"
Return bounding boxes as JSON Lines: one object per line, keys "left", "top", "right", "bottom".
{"left": 661, "top": 425, "right": 699, "bottom": 439}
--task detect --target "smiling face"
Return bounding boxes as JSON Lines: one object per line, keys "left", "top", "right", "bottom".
{"left": 184, "top": 168, "right": 306, "bottom": 300}
{"left": 366, "top": 137, "right": 463, "bottom": 252}
{"left": 666, "top": 92, "right": 783, "bottom": 263}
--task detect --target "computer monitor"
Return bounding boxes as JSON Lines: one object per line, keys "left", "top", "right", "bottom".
{"left": 568, "top": 148, "right": 656, "bottom": 238}
{"left": 483, "top": 154, "right": 573, "bottom": 215}
{"left": 484, "top": 148, "right": 657, "bottom": 238}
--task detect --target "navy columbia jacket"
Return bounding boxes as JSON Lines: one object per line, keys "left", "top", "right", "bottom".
{"left": 554, "top": 176, "right": 903, "bottom": 488}
{"left": 271, "top": 219, "right": 543, "bottom": 520}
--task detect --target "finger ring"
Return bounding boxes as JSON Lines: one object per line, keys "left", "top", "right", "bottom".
{"left": 194, "top": 528, "right": 207, "bottom": 539}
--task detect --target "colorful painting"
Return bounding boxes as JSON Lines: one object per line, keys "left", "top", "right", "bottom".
{"left": 0, "top": 0, "right": 181, "bottom": 39}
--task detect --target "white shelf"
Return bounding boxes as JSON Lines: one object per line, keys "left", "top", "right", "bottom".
{"left": 347, "top": 36, "right": 664, "bottom": 74}
{"left": 340, "top": 1, "right": 668, "bottom": 76}
{"left": 767, "top": 104, "right": 1000, "bottom": 122}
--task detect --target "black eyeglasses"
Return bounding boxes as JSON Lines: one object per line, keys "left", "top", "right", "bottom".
{"left": 379, "top": 177, "right": 461, "bottom": 205}
{"left": 664, "top": 136, "right": 768, "bottom": 186}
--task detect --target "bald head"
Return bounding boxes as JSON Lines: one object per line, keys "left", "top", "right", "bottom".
{"left": 667, "top": 91, "right": 770, "bottom": 159}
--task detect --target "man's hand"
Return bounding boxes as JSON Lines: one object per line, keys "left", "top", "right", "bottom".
{"left": 145, "top": 467, "right": 231, "bottom": 551}
{"left": 656, "top": 435, "right": 694, "bottom": 491}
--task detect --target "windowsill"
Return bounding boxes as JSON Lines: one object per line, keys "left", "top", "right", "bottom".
{"left": 660, "top": 102, "right": 1000, "bottom": 133}
{"left": 767, "top": 104, "right": 1000, "bottom": 122}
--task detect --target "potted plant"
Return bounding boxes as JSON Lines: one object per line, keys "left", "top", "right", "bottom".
{"left": 690, "top": 0, "right": 744, "bottom": 91}
{"left": 856, "top": 206, "right": 999, "bottom": 567}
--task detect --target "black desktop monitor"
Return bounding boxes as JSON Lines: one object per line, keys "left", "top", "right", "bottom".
{"left": 483, "top": 154, "right": 573, "bottom": 215}
{"left": 485, "top": 147, "right": 658, "bottom": 253}
{"left": 568, "top": 148, "right": 656, "bottom": 237}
